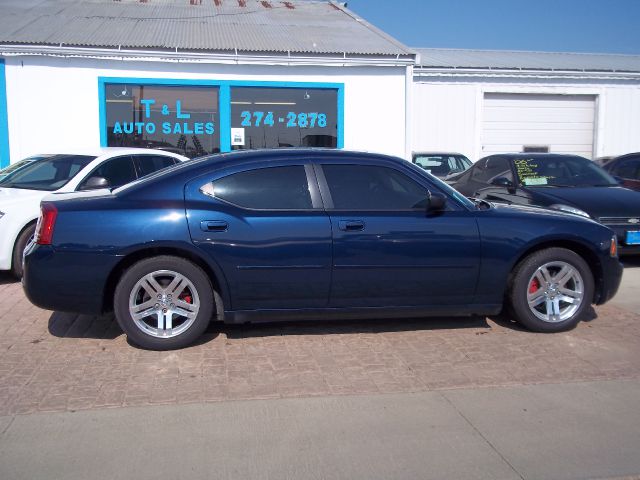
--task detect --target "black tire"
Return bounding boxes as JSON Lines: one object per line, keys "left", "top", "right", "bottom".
{"left": 114, "top": 256, "right": 216, "bottom": 350}
{"left": 509, "top": 247, "right": 594, "bottom": 333}
{"left": 12, "top": 223, "right": 36, "bottom": 279}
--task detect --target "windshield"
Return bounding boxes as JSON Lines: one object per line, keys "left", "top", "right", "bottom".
{"left": 413, "top": 154, "right": 471, "bottom": 176}
{"left": 0, "top": 155, "right": 96, "bottom": 191}
{"left": 513, "top": 156, "right": 618, "bottom": 187}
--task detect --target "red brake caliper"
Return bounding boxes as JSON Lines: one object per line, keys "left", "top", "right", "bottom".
{"left": 529, "top": 278, "right": 540, "bottom": 294}
{"left": 179, "top": 293, "right": 192, "bottom": 304}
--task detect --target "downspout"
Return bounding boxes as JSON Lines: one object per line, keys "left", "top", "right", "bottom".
{"left": 404, "top": 63, "right": 413, "bottom": 160}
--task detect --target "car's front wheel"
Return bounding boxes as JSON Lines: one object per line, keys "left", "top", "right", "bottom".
{"left": 509, "top": 247, "right": 594, "bottom": 332}
{"left": 114, "top": 256, "right": 215, "bottom": 350}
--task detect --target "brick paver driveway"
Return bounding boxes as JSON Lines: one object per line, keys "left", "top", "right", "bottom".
{"left": 1, "top": 269, "right": 639, "bottom": 416}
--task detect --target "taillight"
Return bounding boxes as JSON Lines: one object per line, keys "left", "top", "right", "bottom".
{"left": 36, "top": 203, "right": 58, "bottom": 245}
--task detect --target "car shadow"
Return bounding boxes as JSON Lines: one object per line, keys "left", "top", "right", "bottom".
{"left": 621, "top": 256, "right": 640, "bottom": 269}
{"left": 47, "top": 307, "right": 599, "bottom": 347}
{"left": 212, "top": 315, "right": 493, "bottom": 341}
{"left": 0, "top": 272, "right": 18, "bottom": 285}
{"left": 48, "top": 311, "right": 123, "bottom": 340}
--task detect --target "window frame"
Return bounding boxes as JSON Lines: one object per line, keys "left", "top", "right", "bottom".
{"left": 76, "top": 155, "right": 138, "bottom": 191}
{"left": 314, "top": 161, "right": 459, "bottom": 212}
{"left": 131, "top": 154, "right": 179, "bottom": 178}
{"left": 99, "top": 77, "right": 344, "bottom": 154}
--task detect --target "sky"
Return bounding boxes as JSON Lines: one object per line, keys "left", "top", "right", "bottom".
{"left": 345, "top": 0, "right": 640, "bottom": 55}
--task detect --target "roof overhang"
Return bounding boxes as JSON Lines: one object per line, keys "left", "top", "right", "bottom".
{"left": 414, "top": 66, "right": 640, "bottom": 81}
{"left": 0, "top": 44, "right": 417, "bottom": 67}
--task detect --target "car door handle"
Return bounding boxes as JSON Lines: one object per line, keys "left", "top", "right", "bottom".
{"left": 339, "top": 220, "right": 365, "bottom": 232}
{"left": 200, "top": 220, "right": 228, "bottom": 232}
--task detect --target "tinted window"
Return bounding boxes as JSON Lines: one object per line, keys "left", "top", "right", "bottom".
{"left": 202, "top": 166, "right": 312, "bottom": 210}
{"left": 512, "top": 156, "right": 618, "bottom": 187}
{"left": 0, "top": 155, "right": 96, "bottom": 191}
{"left": 134, "top": 155, "right": 178, "bottom": 177}
{"left": 611, "top": 158, "right": 640, "bottom": 179}
{"left": 81, "top": 156, "right": 137, "bottom": 189}
{"left": 472, "top": 157, "right": 513, "bottom": 184}
{"left": 323, "top": 165, "right": 427, "bottom": 210}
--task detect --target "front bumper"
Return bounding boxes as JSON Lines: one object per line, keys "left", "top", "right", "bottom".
{"left": 595, "top": 255, "right": 624, "bottom": 305}
{"left": 600, "top": 222, "right": 640, "bottom": 256}
{"left": 22, "top": 244, "right": 120, "bottom": 314}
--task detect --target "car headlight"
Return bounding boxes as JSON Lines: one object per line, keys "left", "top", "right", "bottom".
{"left": 549, "top": 204, "right": 591, "bottom": 218}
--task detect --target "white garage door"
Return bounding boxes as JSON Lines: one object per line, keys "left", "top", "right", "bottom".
{"left": 482, "top": 93, "right": 596, "bottom": 158}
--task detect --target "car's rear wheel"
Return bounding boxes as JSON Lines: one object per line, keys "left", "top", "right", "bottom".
{"left": 114, "top": 256, "right": 215, "bottom": 350}
{"left": 509, "top": 247, "right": 594, "bottom": 332}
{"left": 12, "top": 223, "right": 36, "bottom": 279}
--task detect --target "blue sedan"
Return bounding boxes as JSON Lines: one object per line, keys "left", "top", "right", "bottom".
{"left": 23, "top": 149, "right": 623, "bottom": 350}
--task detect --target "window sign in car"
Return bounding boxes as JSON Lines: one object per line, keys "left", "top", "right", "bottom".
{"left": 231, "top": 87, "right": 338, "bottom": 150}
{"left": 105, "top": 84, "right": 220, "bottom": 158}
{"left": 513, "top": 156, "right": 618, "bottom": 187}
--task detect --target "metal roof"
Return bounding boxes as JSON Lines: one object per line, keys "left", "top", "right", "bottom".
{"left": 0, "top": 0, "right": 414, "bottom": 57}
{"left": 415, "top": 48, "right": 640, "bottom": 73}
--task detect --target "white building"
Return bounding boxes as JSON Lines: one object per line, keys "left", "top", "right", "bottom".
{"left": 1, "top": 2, "right": 640, "bottom": 169}
{"left": 412, "top": 48, "right": 640, "bottom": 161}
{"left": 0, "top": 0, "right": 415, "bottom": 168}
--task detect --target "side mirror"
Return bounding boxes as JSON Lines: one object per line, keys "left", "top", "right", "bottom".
{"left": 490, "top": 177, "right": 514, "bottom": 188}
{"left": 82, "top": 176, "right": 110, "bottom": 190}
{"left": 427, "top": 192, "right": 447, "bottom": 213}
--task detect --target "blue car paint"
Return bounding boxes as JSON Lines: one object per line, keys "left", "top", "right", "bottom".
{"left": 23, "top": 149, "right": 623, "bottom": 321}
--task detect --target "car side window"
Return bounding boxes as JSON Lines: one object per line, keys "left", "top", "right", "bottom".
{"left": 472, "top": 157, "right": 513, "bottom": 184}
{"left": 322, "top": 164, "right": 428, "bottom": 210}
{"left": 133, "top": 155, "right": 178, "bottom": 178}
{"left": 611, "top": 158, "right": 640, "bottom": 179}
{"left": 200, "top": 165, "right": 313, "bottom": 210}
{"left": 79, "top": 156, "right": 137, "bottom": 189}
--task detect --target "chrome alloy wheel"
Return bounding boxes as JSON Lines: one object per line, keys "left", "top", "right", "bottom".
{"left": 526, "top": 261, "right": 584, "bottom": 323}
{"left": 128, "top": 270, "right": 200, "bottom": 338}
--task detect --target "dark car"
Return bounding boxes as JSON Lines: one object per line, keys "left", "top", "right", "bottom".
{"left": 411, "top": 152, "right": 471, "bottom": 180}
{"left": 452, "top": 153, "right": 640, "bottom": 255}
{"left": 600, "top": 153, "right": 640, "bottom": 192}
{"left": 23, "top": 149, "right": 622, "bottom": 350}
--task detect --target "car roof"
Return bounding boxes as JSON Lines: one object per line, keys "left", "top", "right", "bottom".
{"left": 482, "top": 153, "right": 589, "bottom": 160}
{"left": 21, "top": 147, "right": 188, "bottom": 159}
{"left": 116, "top": 148, "right": 408, "bottom": 193}
{"left": 412, "top": 152, "right": 466, "bottom": 157}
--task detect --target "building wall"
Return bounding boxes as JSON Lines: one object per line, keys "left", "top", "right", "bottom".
{"left": 412, "top": 75, "right": 640, "bottom": 161}
{"left": 3, "top": 56, "right": 408, "bottom": 163}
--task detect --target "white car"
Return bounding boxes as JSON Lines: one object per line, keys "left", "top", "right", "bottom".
{"left": 0, "top": 148, "right": 188, "bottom": 277}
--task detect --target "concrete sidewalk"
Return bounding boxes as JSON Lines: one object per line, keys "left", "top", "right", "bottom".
{"left": 2, "top": 379, "right": 640, "bottom": 480}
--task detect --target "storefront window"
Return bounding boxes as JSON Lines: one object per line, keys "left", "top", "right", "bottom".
{"left": 230, "top": 87, "right": 338, "bottom": 150}
{"left": 105, "top": 84, "right": 219, "bottom": 158}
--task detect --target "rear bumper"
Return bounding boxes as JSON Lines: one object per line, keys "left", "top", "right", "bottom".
{"left": 595, "top": 255, "right": 624, "bottom": 305}
{"left": 22, "top": 245, "right": 119, "bottom": 314}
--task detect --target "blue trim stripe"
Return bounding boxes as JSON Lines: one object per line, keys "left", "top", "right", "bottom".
{"left": 98, "top": 77, "right": 344, "bottom": 153}
{"left": 0, "top": 59, "right": 10, "bottom": 168}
